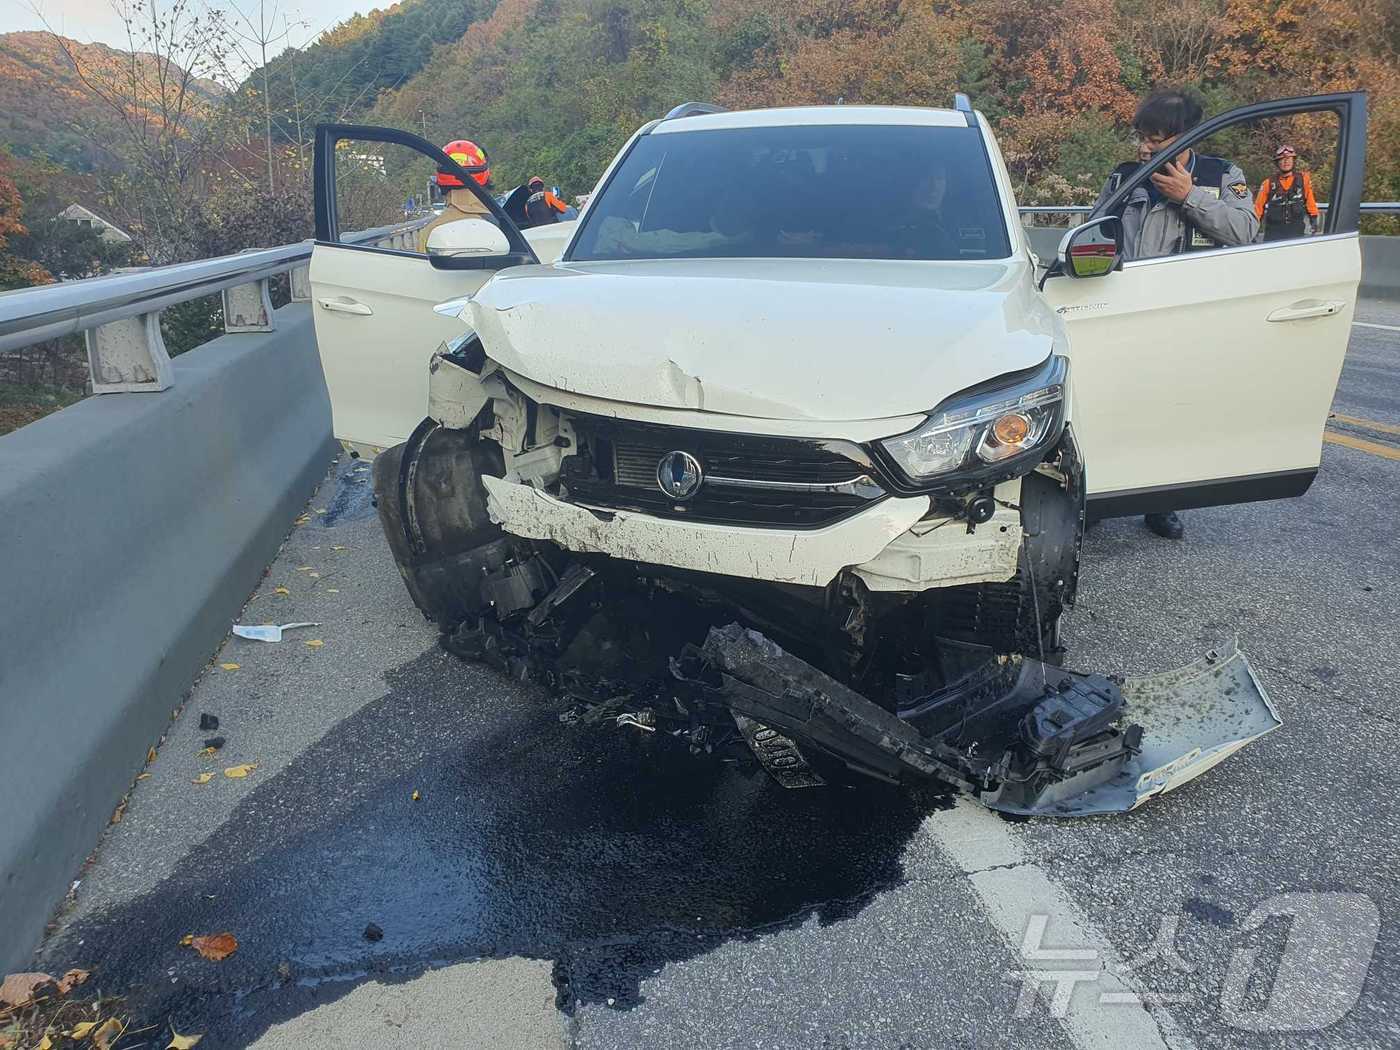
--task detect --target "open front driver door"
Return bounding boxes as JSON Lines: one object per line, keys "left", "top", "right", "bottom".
{"left": 1043, "top": 93, "right": 1367, "bottom": 517}
{"left": 309, "top": 124, "right": 538, "bottom": 457}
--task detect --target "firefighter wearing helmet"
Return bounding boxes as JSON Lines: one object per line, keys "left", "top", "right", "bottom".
{"left": 417, "top": 138, "right": 497, "bottom": 253}
{"left": 1254, "top": 145, "right": 1320, "bottom": 242}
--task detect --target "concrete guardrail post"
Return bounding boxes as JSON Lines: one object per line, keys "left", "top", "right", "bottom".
{"left": 85, "top": 312, "right": 175, "bottom": 393}
{"left": 223, "top": 278, "right": 276, "bottom": 333}
{"left": 289, "top": 265, "right": 312, "bottom": 303}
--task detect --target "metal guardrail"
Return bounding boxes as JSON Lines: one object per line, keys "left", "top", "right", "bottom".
{"left": 1018, "top": 202, "right": 1400, "bottom": 216}
{"left": 0, "top": 219, "right": 426, "bottom": 394}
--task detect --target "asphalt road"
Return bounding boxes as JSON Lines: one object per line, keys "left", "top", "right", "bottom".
{"left": 28, "top": 303, "right": 1400, "bottom": 1050}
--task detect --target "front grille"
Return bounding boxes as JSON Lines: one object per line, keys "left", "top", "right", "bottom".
{"left": 562, "top": 417, "right": 886, "bottom": 529}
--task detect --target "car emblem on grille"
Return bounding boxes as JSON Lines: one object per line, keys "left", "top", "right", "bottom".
{"left": 656, "top": 450, "right": 703, "bottom": 500}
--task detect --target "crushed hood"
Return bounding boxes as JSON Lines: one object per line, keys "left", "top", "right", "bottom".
{"left": 459, "top": 257, "right": 1057, "bottom": 421}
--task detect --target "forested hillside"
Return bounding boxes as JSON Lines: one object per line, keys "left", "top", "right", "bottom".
{"left": 0, "top": 31, "right": 224, "bottom": 170}
{"left": 237, "top": 0, "right": 499, "bottom": 143}
{"left": 357, "top": 0, "right": 1400, "bottom": 204}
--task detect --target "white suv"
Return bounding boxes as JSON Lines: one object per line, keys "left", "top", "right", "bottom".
{"left": 308, "top": 92, "right": 1367, "bottom": 815}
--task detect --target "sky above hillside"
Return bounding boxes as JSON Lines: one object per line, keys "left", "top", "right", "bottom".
{"left": 2, "top": 0, "right": 380, "bottom": 66}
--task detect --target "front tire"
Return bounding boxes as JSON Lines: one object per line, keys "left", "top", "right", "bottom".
{"left": 373, "top": 421, "right": 506, "bottom": 629}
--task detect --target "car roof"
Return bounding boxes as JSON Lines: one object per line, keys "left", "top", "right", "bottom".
{"left": 650, "top": 105, "right": 971, "bottom": 134}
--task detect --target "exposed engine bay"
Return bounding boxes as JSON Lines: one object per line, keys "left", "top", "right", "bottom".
{"left": 373, "top": 352, "right": 1281, "bottom": 817}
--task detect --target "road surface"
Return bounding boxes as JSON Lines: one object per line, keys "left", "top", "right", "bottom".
{"left": 28, "top": 302, "right": 1400, "bottom": 1050}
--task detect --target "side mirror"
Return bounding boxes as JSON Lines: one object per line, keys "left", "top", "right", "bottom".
{"left": 1058, "top": 216, "right": 1123, "bottom": 279}
{"left": 426, "top": 218, "right": 511, "bottom": 257}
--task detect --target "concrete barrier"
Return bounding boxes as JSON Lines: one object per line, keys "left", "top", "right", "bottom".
{"left": 0, "top": 304, "right": 335, "bottom": 970}
{"left": 1361, "top": 235, "right": 1400, "bottom": 300}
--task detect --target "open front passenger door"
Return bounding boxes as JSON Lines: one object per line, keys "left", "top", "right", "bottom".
{"left": 309, "top": 124, "right": 538, "bottom": 457}
{"left": 1043, "top": 93, "right": 1368, "bottom": 517}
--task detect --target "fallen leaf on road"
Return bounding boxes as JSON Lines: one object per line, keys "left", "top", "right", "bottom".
{"left": 223, "top": 764, "right": 256, "bottom": 779}
{"left": 92, "top": 1017, "right": 124, "bottom": 1049}
{"left": 179, "top": 935, "right": 193, "bottom": 947}
{"left": 293, "top": 514, "right": 310, "bottom": 525}
{"left": 56, "top": 969, "right": 90, "bottom": 994}
{"left": 273, "top": 586, "right": 290, "bottom": 596}
{"left": 109, "top": 799, "right": 126, "bottom": 824}
{"left": 315, "top": 508, "right": 326, "bottom": 515}
{"left": 69, "top": 1021, "right": 96, "bottom": 1038}
{"left": 308, "top": 572, "right": 320, "bottom": 579}
{"left": 191, "top": 773, "right": 214, "bottom": 785}
{"left": 295, "top": 566, "right": 313, "bottom": 572}
{"left": 304, "top": 639, "right": 323, "bottom": 649}
{"left": 167, "top": 1028, "right": 202, "bottom": 1048}
{"left": 219, "top": 663, "right": 240, "bottom": 671}
{"left": 411, "top": 790, "right": 420, "bottom": 801}
{"left": 136, "top": 773, "right": 151, "bottom": 780}
{"left": 189, "top": 933, "right": 238, "bottom": 961}
{"left": 146, "top": 747, "right": 157, "bottom": 765}
{"left": 0, "top": 971, "right": 55, "bottom": 1008}
{"left": 36, "top": 1035, "right": 53, "bottom": 1049}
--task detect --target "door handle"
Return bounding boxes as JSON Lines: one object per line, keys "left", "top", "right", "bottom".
{"left": 1267, "top": 300, "right": 1345, "bottom": 323}
{"left": 318, "top": 297, "right": 373, "bottom": 316}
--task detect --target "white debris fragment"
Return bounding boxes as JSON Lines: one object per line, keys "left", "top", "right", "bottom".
{"left": 231, "top": 622, "right": 320, "bottom": 642}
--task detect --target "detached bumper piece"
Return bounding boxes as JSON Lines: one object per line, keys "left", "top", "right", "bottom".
{"left": 440, "top": 546, "right": 1279, "bottom": 817}
{"left": 688, "top": 627, "right": 1280, "bottom": 817}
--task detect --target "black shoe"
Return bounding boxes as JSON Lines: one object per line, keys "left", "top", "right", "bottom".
{"left": 1144, "top": 511, "right": 1184, "bottom": 540}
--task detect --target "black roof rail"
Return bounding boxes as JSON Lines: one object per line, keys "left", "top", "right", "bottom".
{"left": 953, "top": 92, "right": 975, "bottom": 127}
{"left": 662, "top": 102, "right": 726, "bottom": 121}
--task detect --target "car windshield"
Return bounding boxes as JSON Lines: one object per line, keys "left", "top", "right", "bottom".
{"left": 569, "top": 122, "right": 1011, "bottom": 263}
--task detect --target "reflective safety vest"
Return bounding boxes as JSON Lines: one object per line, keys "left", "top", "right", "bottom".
{"left": 1261, "top": 171, "right": 1310, "bottom": 239}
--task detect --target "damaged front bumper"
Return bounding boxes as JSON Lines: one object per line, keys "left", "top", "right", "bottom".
{"left": 690, "top": 625, "right": 1280, "bottom": 817}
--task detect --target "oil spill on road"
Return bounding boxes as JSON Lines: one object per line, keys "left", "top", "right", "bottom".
{"left": 40, "top": 647, "right": 949, "bottom": 1046}
{"left": 317, "top": 459, "right": 376, "bottom": 528}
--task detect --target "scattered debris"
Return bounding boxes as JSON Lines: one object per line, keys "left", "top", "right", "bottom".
{"left": 109, "top": 799, "right": 127, "bottom": 825}
{"left": 192, "top": 773, "right": 215, "bottom": 785}
{"left": 293, "top": 514, "right": 310, "bottom": 526}
{"left": 363, "top": 923, "right": 383, "bottom": 942}
{"left": 218, "top": 663, "right": 240, "bottom": 671}
{"left": 199, "top": 714, "right": 219, "bottom": 732}
{"left": 304, "top": 639, "right": 324, "bottom": 649}
{"left": 71, "top": 1022, "right": 97, "bottom": 1039}
{"left": 202, "top": 737, "right": 226, "bottom": 752}
{"left": 411, "top": 789, "right": 421, "bottom": 802}
{"left": 167, "top": 1028, "right": 203, "bottom": 1049}
{"left": 231, "top": 622, "right": 318, "bottom": 642}
{"left": 145, "top": 747, "right": 157, "bottom": 765}
{"left": 223, "top": 764, "right": 256, "bottom": 779}
{"left": 135, "top": 773, "right": 151, "bottom": 781}
{"left": 187, "top": 933, "right": 238, "bottom": 961}
{"left": 273, "top": 587, "right": 290, "bottom": 596}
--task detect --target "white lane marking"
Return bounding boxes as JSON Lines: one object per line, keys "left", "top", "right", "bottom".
{"left": 925, "top": 802, "right": 1198, "bottom": 1050}
{"left": 1352, "top": 321, "right": 1400, "bottom": 333}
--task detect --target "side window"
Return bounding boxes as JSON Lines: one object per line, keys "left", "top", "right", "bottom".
{"left": 1180, "top": 111, "right": 1340, "bottom": 247}
{"left": 316, "top": 128, "right": 532, "bottom": 265}
{"left": 333, "top": 140, "right": 439, "bottom": 252}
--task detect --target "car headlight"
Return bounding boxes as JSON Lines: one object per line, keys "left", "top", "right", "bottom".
{"left": 878, "top": 356, "right": 1067, "bottom": 488}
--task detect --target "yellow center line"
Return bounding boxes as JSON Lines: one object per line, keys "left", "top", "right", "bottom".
{"left": 1323, "top": 431, "right": 1400, "bottom": 461}
{"left": 1329, "top": 413, "right": 1400, "bottom": 437}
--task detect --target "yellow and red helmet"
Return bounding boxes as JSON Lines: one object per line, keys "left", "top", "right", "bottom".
{"left": 437, "top": 139, "right": 489, "bottom": 188}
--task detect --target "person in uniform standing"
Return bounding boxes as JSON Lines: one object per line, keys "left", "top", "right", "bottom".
{"left": 1092, "top": 89, "right": 1259, "bottom": 540}
{"left": 418, "top": 138, "right": 497, "bottom": 253}
{"left": 1254, "top": 145, "right": 1320, "bottom": 241}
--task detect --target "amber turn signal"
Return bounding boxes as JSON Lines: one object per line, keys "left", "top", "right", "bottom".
{"left": 990, "top": 412, "right": 1032, "bottom": 446}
